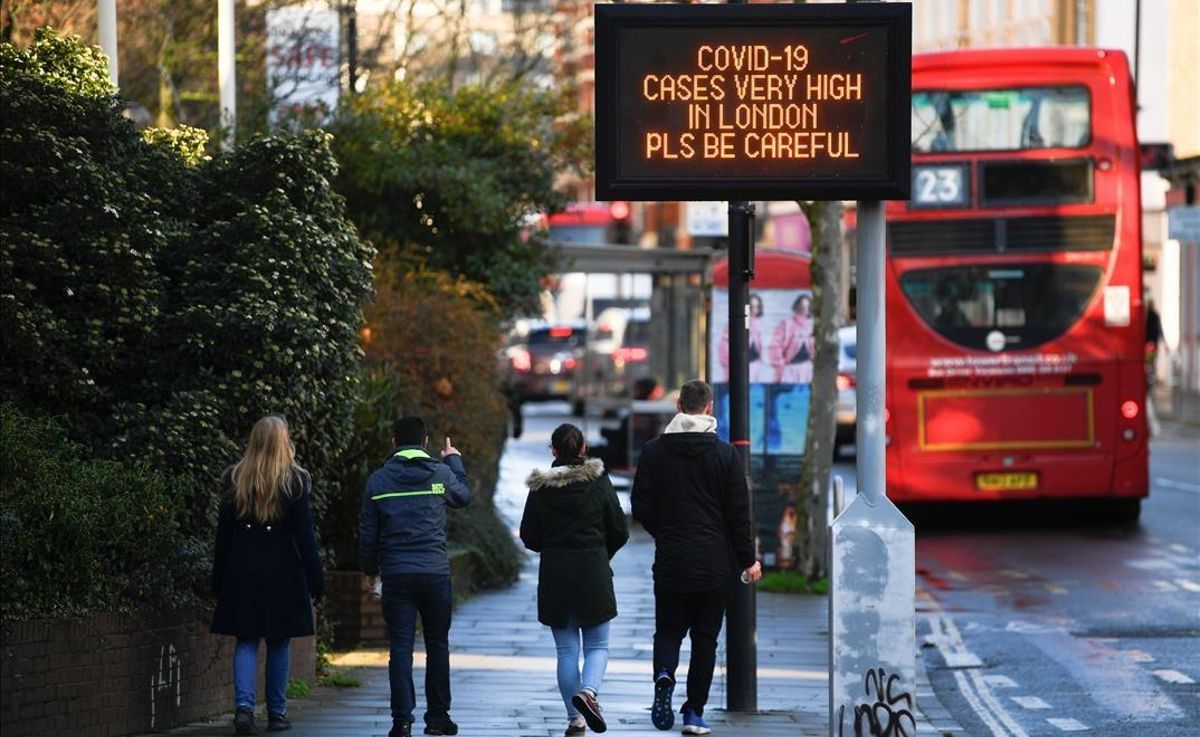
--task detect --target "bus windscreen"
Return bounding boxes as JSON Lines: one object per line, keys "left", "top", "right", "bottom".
{"left": 899, "top": 263, "right": 1102, "bottom": 351}
{"left": 912, "top": 86, "right": 1090, "bottom": 153}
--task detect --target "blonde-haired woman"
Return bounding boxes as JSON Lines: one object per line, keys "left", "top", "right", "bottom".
{"left": 212, "top": 416, "right": 324, "bottom": 735}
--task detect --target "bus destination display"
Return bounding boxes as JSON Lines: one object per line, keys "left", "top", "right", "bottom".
{"left": 595, "top": 4, "right": 911, "bottom": 201}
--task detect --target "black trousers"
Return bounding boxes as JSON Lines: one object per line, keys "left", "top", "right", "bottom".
{"left": 652, "top": 584, "right": 728, "bottom": 715}
{"left": 381, "top": 573, "right": 453, "bottom": 726}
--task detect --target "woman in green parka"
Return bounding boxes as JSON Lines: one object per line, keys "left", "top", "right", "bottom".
{"left": 520, "top": 423, "right": 630, "bottom": 736}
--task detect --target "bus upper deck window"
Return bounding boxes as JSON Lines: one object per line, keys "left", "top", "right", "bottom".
{"left": 912, "top": 86, "right": 1091, "bottom": 153}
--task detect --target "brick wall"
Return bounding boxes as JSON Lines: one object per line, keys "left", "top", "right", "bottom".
{"left": 0, "top": 608, "right": 316, "bottom": 737}
{"left": 327, "top": 549, "right": 478, "bottom": 648}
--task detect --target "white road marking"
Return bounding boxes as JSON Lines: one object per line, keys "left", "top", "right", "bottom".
{"left": 1153, "top": 580, "right": 1178, "bottom": 592}
{"left": 1047, "top": 717, "right": 1089, "bottom": 731}
{"left": 1128, "top": 558, "right": 1175, "bottom": 571}
{"left": 1011, "top": 696, "right": 1051, "bottom": 710}
{"left": 1000, "top": 569, "right": 1032, "bottom": 579}
{"left": 1154, "top": 477, "right": 1200, "bottom": 493}
{"left": 984, "top": 675, "right": 1018, "bottom": 689}
{"left": 944, "top": 651, "right": 984, "bottom": 668}
{"left": 1169, "top": 543, "right": 1191, "bottom": 554}
{"left": 1175, "top": 579, "right": 1200, "bottom": 593}
{"left": 1120, "top": 650, "right": 1155, "bottom": 663}
{"left": 952, "top": 670, "right": 1009, "bottom": 737}
{"left": 1152, "top": 669, "right": 1196, "bottom": 685}
{"left": 969, "top": 668, "right": 1031, "bottom": 737}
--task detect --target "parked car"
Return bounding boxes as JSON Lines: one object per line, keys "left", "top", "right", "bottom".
{"left": 835, "top": 325, "right": 857, "bottom": 457}
{"left": 504, "top": 323, "right": 587, "bottom": 402}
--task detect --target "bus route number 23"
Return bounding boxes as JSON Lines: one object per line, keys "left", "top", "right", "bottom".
{"left": 912, "top": 166, "right": 967, "bottom": 207}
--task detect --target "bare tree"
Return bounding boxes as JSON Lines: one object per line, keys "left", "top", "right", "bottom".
{"left": 797, "top": 199, "right": 844, "bottom": 580}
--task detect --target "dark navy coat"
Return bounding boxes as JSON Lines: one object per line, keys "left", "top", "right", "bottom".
{"left": 359, "top": 447, "right": 470, "bottom": 577}
{"left": 211, "top": 466, "right": 324, "bottom": 638}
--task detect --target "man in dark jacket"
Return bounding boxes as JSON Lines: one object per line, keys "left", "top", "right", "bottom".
{"left": 361, "top": 417, "right": 470, "bottom": 737}
{"left": 632, "top": 380, "right": 761, "bottom": 735}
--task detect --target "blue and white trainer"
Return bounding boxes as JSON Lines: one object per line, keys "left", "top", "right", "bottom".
{"left": 650, "top": 670, "right": 675, "bottom": 730}
{"left": 681, "top": 707, "right": 711, "bottom": 735}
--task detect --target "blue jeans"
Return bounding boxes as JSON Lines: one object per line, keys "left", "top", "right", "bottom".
{"left": 234, "top": 637, "right": 291, "bottom": 714}
{"left": 550, "top": 619, "right": 611, "bottom": 719}
{"left": 381, "top": 574, "right": 453, "bottom": 726}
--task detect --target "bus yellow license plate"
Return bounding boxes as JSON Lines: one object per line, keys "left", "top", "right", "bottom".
{"left": 976, "top": 472, "right": 1038, "bottom": 491}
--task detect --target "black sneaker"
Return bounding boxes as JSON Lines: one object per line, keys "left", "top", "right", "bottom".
{"left": 571, "top": 689, "right": 607, "bottom": 733}
{"left": 389, "top": 723, "right": 412, "bottom": 737}
{"left": 651, "top": 671, "right": 675, "bottom": 730}
{"left": 234, "top": 706, "right": 257, "bottom": 735}
{"left": 424, "top": 717, "right": 459, "bottom": 735}
{"left": 266, "top": 711, "right": 291, "bottom": 732}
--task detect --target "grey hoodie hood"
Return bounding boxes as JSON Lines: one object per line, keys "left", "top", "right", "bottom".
{"left": 663, "top": 412, "right": 717, "bottom": 435}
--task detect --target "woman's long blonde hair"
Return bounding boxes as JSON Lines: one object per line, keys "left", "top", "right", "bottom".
{"left": 231, "top": 416, "right": 296, "bottom": 523}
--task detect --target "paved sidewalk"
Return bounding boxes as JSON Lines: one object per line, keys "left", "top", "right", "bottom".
{"left": 149, "top": 411, "right": 960, "bottom": 736}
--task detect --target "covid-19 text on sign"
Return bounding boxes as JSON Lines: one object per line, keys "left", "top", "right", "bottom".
{"left": 595, "top": 4, "right": 911, "bottom": 201}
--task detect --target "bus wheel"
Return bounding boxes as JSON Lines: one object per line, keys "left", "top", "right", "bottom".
{"left": 1107, "top": 499, "right": 1141, "bottom": 526}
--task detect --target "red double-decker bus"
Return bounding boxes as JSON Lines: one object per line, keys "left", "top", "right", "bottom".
{"left": 884, "top": 48, "right": 1148, "bottom": 520}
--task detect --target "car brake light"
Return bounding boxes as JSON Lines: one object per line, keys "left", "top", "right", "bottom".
{"left": 564, "top": 357, "right": 577, "bottom": 370}
{"left": 510, "top": 348, "right": 531, "bottom": 372}
{"left": 836, "top": 373, "right": 856, "bottom": 392}
{"left": 549, "top": 326, "right": 573, "bottom": 338}
{"left": 1121, "top": 400, "right": 1139, "bottom": 419}
{"left": 612, "top": 346, "right": 648, "bottom": 368}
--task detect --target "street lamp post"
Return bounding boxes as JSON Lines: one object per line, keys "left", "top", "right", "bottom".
{"left": 218, "top": 0, "right": 237, "bottom": 150}
{"left": 725, "top": 200, "right": 757, "bottom": 713}
{"left": 97, "top": 0, "right": 118, "bottom": 88}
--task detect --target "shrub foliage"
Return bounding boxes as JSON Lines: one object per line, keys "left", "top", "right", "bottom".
{"left": 325, "top": 260, "right": 520, "bottom": 588}
{"left": 331, "top": 78, "right": 590, "bottom": 317}
{"left": 0, "top": 405, "right": 200, "bottom": 620}
{"left": 0, "top": 31, "right": 374, "bottom": 617}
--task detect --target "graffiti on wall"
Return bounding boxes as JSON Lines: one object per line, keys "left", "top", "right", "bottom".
{"left": 149, "top": 643, "right": 182, "bottom": 729}
{"left": 837, "top": 666, "right": 915, "bottom": 737}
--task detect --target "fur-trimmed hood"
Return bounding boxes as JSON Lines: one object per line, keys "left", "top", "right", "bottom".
{"left": 526, "top": 458, "right": 605, "bottom": 491}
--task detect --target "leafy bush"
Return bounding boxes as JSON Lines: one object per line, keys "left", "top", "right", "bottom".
{"left": 1, "top": 31, "right": 374, "bottom": 532}
{"left": 331, "top": 78, "right": 591, "bottom": 317}
{"left": 324, "top": 261, "right": 520, "bottom": 587}
{"left": 758, "top": 571, "right": 829, "bottom": 595}
{"left": 0, "top": 404, "right": 200, "bottom": 621}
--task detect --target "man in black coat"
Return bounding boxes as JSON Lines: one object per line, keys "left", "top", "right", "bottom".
{"left": 361, "top": 417, "right": 470, "bottom": 737}
{"left": 631, "top": 380, "right": 761, "bottom": 735}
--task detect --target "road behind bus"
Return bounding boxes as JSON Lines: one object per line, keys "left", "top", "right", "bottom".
{"left": 863, "top": 427, "right": 1200, "bottom": 736}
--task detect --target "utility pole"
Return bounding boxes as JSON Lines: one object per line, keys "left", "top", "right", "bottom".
{"left": 725, "top": 199, "right": 757, "bottom": 712}
{"left": 97, "top": 0, "right": 118, "bottom": 88}
{"left": 725, "top": 0, "right": 758, "bottom": 712}
{"left": 346, "top": 0, "right": 359, "bottom": 94}
{"left": 828, "top": 201, "right": 915, "bottom": 735}
{"left": 218, "top": 0, "right": 237, "bottom": 150}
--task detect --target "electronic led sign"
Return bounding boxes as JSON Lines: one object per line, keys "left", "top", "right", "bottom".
{"left": 595, "top": 3, "right": 912, "bottom": 201}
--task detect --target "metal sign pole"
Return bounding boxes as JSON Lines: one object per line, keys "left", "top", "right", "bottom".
{"left": 828, "top": 201, "right": 916, "bottom": 736}
{"left": 726, "top": 200, "right": 757, "bottom": 712}
{"left": 97, "top": 0, "right": 118, "bottom": 88}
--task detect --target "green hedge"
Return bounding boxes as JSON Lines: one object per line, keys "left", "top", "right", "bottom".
{"left": 1, "top": 30, "right": 374, "bottom": 536}
{"left": 0, "top": 404, "right": 199, "bottom": 620}
{"left": 325, "top": 262, "right": 521, "bottom": 588}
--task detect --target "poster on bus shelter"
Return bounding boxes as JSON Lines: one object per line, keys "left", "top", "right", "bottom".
{"left": 710, "top": 286, "right": 813, "bottom": 569}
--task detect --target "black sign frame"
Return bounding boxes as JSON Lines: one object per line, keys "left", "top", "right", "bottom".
{"left": 594, "top": 3, "right": 912, "bottom": 201}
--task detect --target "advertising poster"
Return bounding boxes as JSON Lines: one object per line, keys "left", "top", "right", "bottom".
{"left": 711, "top": 285, "right": 814, "bottom": 569}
